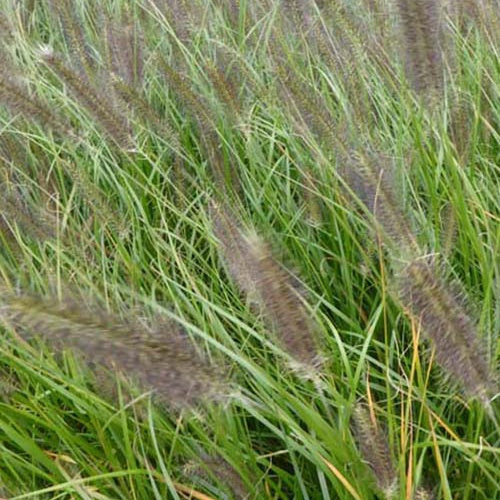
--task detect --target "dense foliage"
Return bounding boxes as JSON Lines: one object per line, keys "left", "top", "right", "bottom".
{"left": 0, "top": 1, "right": 498, "bottom": 498}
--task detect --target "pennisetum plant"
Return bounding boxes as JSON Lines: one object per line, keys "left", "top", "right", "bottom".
{"left": 101, "top": 6, "right": 144, "bottom": 89}
{"left": 50, "top": 0, "right": 95, "bottom": 78}
{"left": 0, "top": 54, "right": 70, "bottom": 135}
{"left": 343, "top": 144, "right": 495, "bottom": 410}
{"left": 204, "top": 59, "right": 243, "bottom": 125}
{"left": 0, "top": 182, "right": 56, "bottom": 243}
{"left": 209, "top": 199, "right": 258, "bottom": 300}
{"left": 337, "top": 130, "right": 496, "bottom": 411}
{"left": 414, "top": 486, "right": 436, "bottom": 500}
{"left": 339, "top": 145, "right": 418, "bottom": 254}
{"left": 183, "top": 453, "right": 251, "bottom": 499}
{"left": 158, "top": 57, "right": 235, "bottom": 189}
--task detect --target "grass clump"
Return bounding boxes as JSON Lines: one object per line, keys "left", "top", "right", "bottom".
{"left": 0, "top": 0, "right": 497, "bottom": 498}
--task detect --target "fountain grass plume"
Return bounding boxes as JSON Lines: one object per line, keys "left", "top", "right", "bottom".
{"left": 213, "top": 0, "right": 241, "bottom": 29}
{"left": 395, "top": 0, "right": 444, "bottom": 102}
{"left": 40, "top": 47, "right": 134, "bottom": 150}
{"left": 246, "top": 233, "right": 322, "bottom": 373}
{"left": 0, "top": 183, "right": 56, "bottom": 242}
{"left": 448, "top": 92, "right": 473, "bottom": 163}
{"left": 204, "top": 60, "right": 242, "bottom": 123}
{"left": 110, "top": 72, "right": 179, "bottom": 146}
{"left": 0, "top": 71, "right": 70, "bottom": 135}
{"left": 150, "top": 0, "right": 198, "bottom": 45}
{"left": 209, "top": 199, "right": 258, "bottom": 299}
{"left": 272, "top": 57, "right": 335, "bottom": 149}
{"left": 102, "top": 8, "right": 144, "bottom": 88}
{"left": 158, "top": 57, "right": 214, "bottom": 135}
{"left": 58, "top": 157, "right": 127, "bottom": 234}
{"left": 158, "top": 59, "right": 214, "bottom": 132}
{"left": 210, "top": 200, "right": 322, "bottom": 374}
{"left": 158, "top": 58, "right": 241, "bottom": 192}
{"left": 183, "top": 453, "right": 250, "bottom": 499}
{"left": 0, "top": 291, "right": 229, "bottom": 409}
{"left": 352, "top": 403, "right": 398, "bottom": 499}
{"left": 0, "top": 14, "right": 14, "bottom": 43}
{"left": 448, "top": 0, "right": 499, "bottom": 43}
{"left": 281, "top": 0, "right": 315, "bottom": 40}
{"left": 50, "top": 0, "right": 94, "bottom": 77}
{"left": 340, "top": 147, "right": 418, "bottom": 254}
{"left": 395, "top": 255, "right": 495, "bottom": 407}
{"left": 415, "top": 487, "right": 436, "bottom": 500}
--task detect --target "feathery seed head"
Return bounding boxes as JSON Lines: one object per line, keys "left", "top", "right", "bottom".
{"left": 352, "top": 403, "right": 398, "bottom": 498}
{"left": 395, "top": 256, "right": 495, "bottom": 406}
{"left": 395, "top": 0, "right": 445, "bottom": 103}
{"left": 340, "top": 148, "right": 417, "bottom": 255}
{"left": 210, "top": 201, "right": 322, "bottom": 373}
{"left": 210, "top": 199, "right": 258, "bottom": 300}
{"left": 205, "top": 61, "right": 242, "bottom": 122}
{"left": 0, "top": 183, "right": 56, "bottom": 242}
{"left": 414, "top": 487, "right": 436, "bottom": 500}
{"left": 103, "top": 10, "right": 144, "bottom": 88}
{"left": 0, "top": 69, "right": 70, "bottom": 135}
{"left": 50, "top": 0, "right": 94, "bottom": 76}
{"left": 244, "top": 231, "right": 322, "bottom": 372}
{"left": 0, "top": 292, "right": 229, "bottom": 409}
{"left": 41, "top": 50, "right": 134, "bottom": 149}
{"left": 183, "top": 453, "right": 250, "bottom": 499}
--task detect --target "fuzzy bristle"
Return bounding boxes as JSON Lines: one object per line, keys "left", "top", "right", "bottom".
{"left": 0, "top": 292, "right": 228, "bottom": 408}
{"left": 395, "top": 0, "right": 444, "bottom": 101}
{"left": 395, "top": 256, "right": 494, "bottom": 405}
{"left": 183, "top": 453, "right": 250, "bottom": 499}
{"left": 414, "top": 486, "right": 436, "bottom": 500}
{"left": 0, "top": 72, "right": 69, "bottom": 134}
{"left": 210, "top": 200, "right": 258, "bottom": 299}
{"left": 0, "top": 184, "right": 56, "bottom": 242}
{"left": 41, "top": 50, "right": 134, "bottom": 149}
{"left": 352, "top": 403, "right": 398, "bottom": 498}
{"left": 245, "top": 234, "right": 322, "bottom": 371}
{"left": 50, "top": 0, "right": 94, "bottom": 76}
{"left": 211, "top": 200, "right": 321, "bottom": 372}
{"left": 340, "top": 148, "right": 417, "bottom": 254}
{"left": 103, "top": 9, "right": 144, "bottom": 88}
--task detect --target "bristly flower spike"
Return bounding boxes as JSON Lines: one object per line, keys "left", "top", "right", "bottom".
{"left": 40, "top": 46, "right": 134, "bottom": 150}
{"left": 395, "top": 256, "right": 495, "bottom": 408}
{"left": 210, "top": 200, "right": 322, "bottom": 374}
{"left": 340, "top": 147, "right": 418, "bottom": 256}
{"left": 0, "top": 183, "right": 56, "bottom": 242}
{"left": 395, "top": 0, "right": 445, "bottom": 103}
{"left": 183, "top": 453, "right": 250, "bottom": 499}
{"left": 0, "top": 291, "right": 228, "bottom": 409}
{"left": 352, "top": 403, "right": 398, "bottom": 499}
{"left": 0, "top": 73, "right": 70, "bottom": 135}
{"left": 209, "top": 199, "right": 258, "bottom": 299}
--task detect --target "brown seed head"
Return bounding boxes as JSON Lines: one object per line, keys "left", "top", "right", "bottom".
{"left": 352, "top": 403, "right": 398, "bottom": 498}
{"left": 0, "top": 292, "right": 228, "bottom": 409}
{"left": 395, "top": 256, "right": 494, "bottom": 405}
